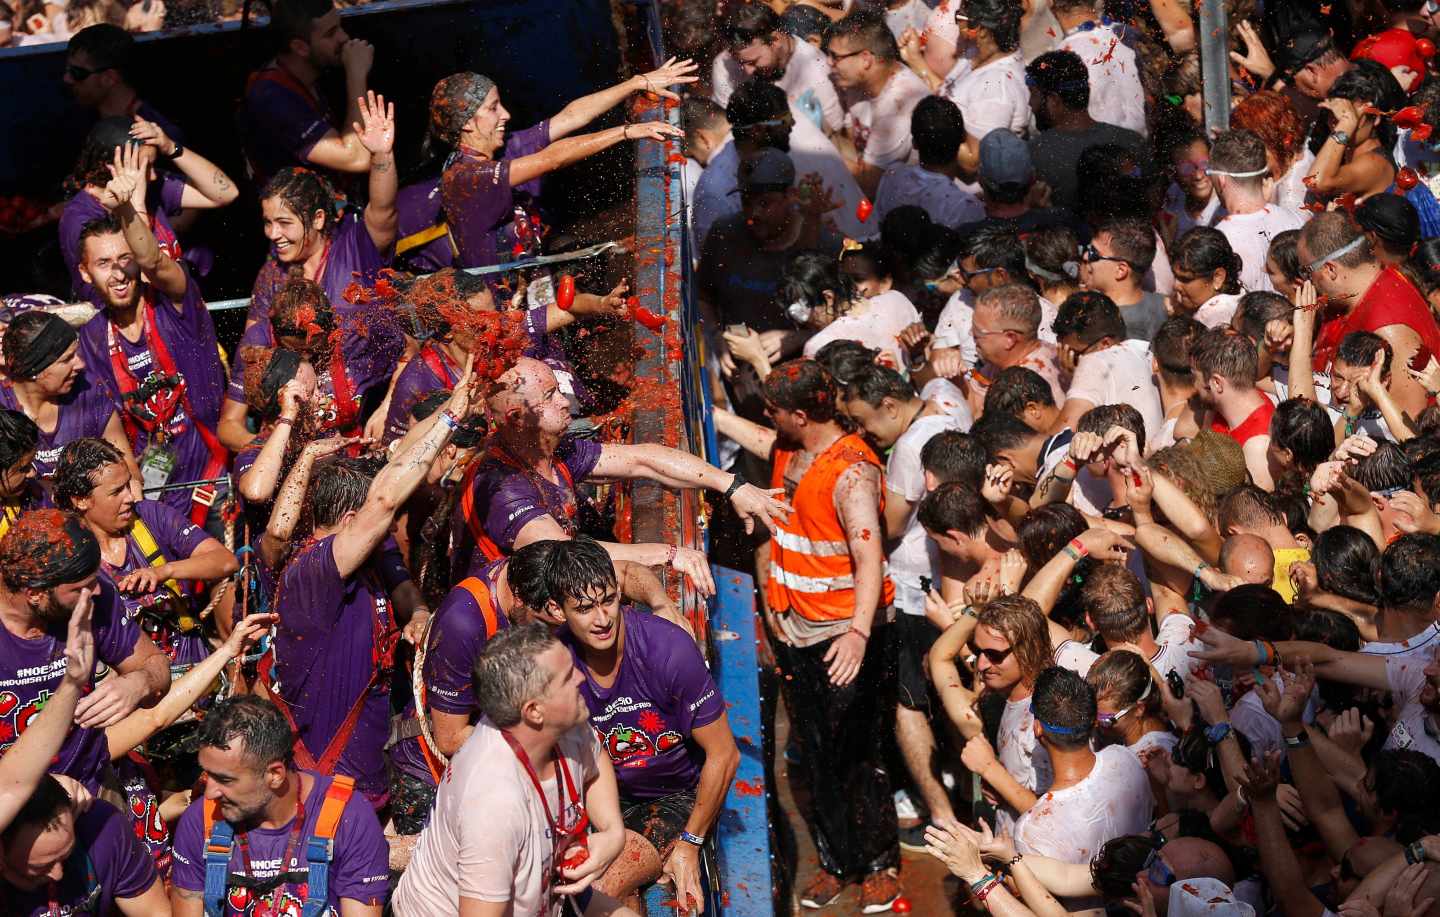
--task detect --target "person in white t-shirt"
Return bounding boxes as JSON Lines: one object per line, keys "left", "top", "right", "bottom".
{"left": 824, "top": 11, "right": 933, "bottom": 197}
{"left": 1161, "top": 128, "right": 1226, "bottom": 244}
{"left": 873, "top": 96, "right": 986, "bottom": 229}
{"left": 971, "top": 283, "right": 1066, "bottom": 407}
{"left": 1088, "top": 650, "right": 1180, "bottom": 765}
{"left": 1013, "top": 667, "right": 1153, "bottom": 864}
{"left": 1362, "top": 535, "right": 1440, "bottom": 668}
{"left": 1051, "top": 291, "right": 1165, "bottom": 440}
{"left": 395, "top": 623, "right": 633, "bottom": 917}
{"left": 942, "top": 0, "right": 1030, "bottom": 172}
{"left": 711, "top": 3, "right": 845, "bottom": 135}
{"left": 1209, "top": 129, "right": 1308, "bottom": 294}
{"left": 1051, "top": 0, "right": 1146, "bottom": 135}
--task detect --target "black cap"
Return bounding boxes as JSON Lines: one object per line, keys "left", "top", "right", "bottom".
{"left": 735, "top": 148, "right": 796, "bottom": 195}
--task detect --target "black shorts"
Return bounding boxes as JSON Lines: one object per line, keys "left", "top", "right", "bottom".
{"left": 619, "top": 789, "right": 698, "bottom": 856}
{"left": 895, "top": 613, "right": 941, "bottom": 712}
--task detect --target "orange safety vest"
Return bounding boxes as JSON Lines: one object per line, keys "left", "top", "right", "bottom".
{"left": 767, "top": 433, "right": 894, "bottom": 622}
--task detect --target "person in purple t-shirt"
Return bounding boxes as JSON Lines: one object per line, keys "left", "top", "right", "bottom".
{"left": 0, "top": 779, "right": 167, "bottom": 916}
{"left": 0, "top": 310, "right": 138, "bottom": 490}
{"left": 0, "top": 409, "right": 41, "bottom": 533}
{"left": 452, "top": 357, "right": 789, "bottom": 582}
{"left": 64, "top": 25, "right": 184, "bottom": 144}
{"left": 55, "top": 437, "right": 240, "bottom": 671}
{"left": 73, "top": 164, "right": 229, "bottom": 533}
{"left": 543, "top": 537, "right": 736, "bottom": 912}
{"left": 59, "top": 117, "right": 238, "bottom": 299}
{"left": 238, "top": 0, "right": 375, "bottom": 188}
{"left": 0, "top": 510, "right": 170, "bottom": 792}
{"left": 430, "top": 62, "right": 693, "bottom": 270}
{"left": 266, "top": 374, "right": 477, "bottom": 807}
{"left": 170, "top": 695, "right": 390, "bottom": 917}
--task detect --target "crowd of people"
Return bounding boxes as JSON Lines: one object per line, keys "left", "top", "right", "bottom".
{"left": 14, "top": 0, "right": 1440, "bottom": 914}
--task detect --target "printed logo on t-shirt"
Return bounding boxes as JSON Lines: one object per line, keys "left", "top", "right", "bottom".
{"left": 0, "top": 683, "right": 55, "bottom": 751}
{"left": 591, "top": 700, "right": 683, "bottom": 769}
{"left": 225, "top": 881, "right": 334, "bottom": 917}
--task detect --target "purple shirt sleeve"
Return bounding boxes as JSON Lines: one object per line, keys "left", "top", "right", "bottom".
{"left": 376, "top": 536, "right": 411, "bottom": 592}
{"left": 93, "top": 580, "right": 143, "bottom": 667}
{"left": 330, "top": 786, "right": 391, "bottom": 904}
{"left": 83, "top": 802, "right": 159, "bottom": 901}
{"left": 248, "top": 260, "right": 285, "bottom": 327}
{"left": 247, "top": 78, "right": 333, "bottom": 164}
{"left": 558, "top": 435, "right": 603, "bottom": 481}
{"left": 157, "top": 171, "right": 186, "bottom": 218}
{"left": 135, "top": 499, "right": 213, "bottom": 561}
{"left": 422, "top": 582, "right": 506, "bottom": 715}
{"left": 662, "top": 622, "right": 725, "bottom": 733}
{"left": 168, "top": 797, "right": 205, "bottom": 891}
{"left": 382, "top": 358, "right": 443, "bottom": 444}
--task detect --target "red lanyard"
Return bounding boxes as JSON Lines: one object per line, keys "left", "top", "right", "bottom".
{"left": 237, "top": 795, "right": 307, "bottom": 914}
{"left": 107, "top": 297, "right": 180, "bottom": 394}
{"left": 420, "top": 344, "right": 460, "bottom": 387}
{"left": 499, "top": 729, "right": 587, "bottom": 843}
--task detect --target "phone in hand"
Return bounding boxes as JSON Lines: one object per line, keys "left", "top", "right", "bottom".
{"left": 1166, "top": 669, "right": 1185, "bottom": 699}
{"left": 725, "top": 324, "right": 749, "bottom": 338}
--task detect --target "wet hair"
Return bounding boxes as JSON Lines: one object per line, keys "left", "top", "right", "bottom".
{"left": 1229, "top": 91, "right": 1305, "bottom": 169}
{"left": 779, "top": 251, "right": 858, "bottom": 319}
{"left": 1310, "top": 529, "right": 1380, "bottom": 612}
{"left": 1212, "top": 585, "right": 1293, "bottom": 641}
{"left": 0, "top": 410, "right": 38, "bottom": 473}
{"left": 722, "top": 1, "right": 782, "bottom": 49}
{"left": 920, "top": 431, "right": 987, "bottom": 489}
{"left": 838, "top": 240, "right": 894, "bottom": 285}
{"left": 1377, "top": 532, "right": 1440, "bottom": 611}
{"left": 0, "top": 509, "right": 101, "bottom": 591}
{"left": 2, "top": 310, "right": 78, "bottom": 381}
{"left": 1162, "top": 50, "right": 1203, "bottom": 102}
{"left": 1233, "top": 291, "right": 1294, "bottom": 344}
{"left": 1148, "top": 446, "right": 1218, "bottom": 524}
{"left": 1217, "top": 483, "right": 1285, "bottom": 532}
{"left": 1024, "top": 225, "right": 1081, "bottom": 286}
{"left": 1031, "top": 666, "right": 1095, "bottom": 749}
{"left": 1408, "top": 238, "right": 1440, "bottom": 298}
{"left": 812, "top": 339, "right": 879, "bottom": 386}
{"left": 983, "top": 366, "right": 1055, "bottom": 422}
{"left": 52, "top": 438, "right": 124, "bottom": 511}
{"left": 1082, "top": 564, "right": 1148, "bottom": 642}
{"left": 1026, "top": 50, "right": 1089, "bottom": 110}
{"left": 1173, "top": 228, "right": 1242, "bottom": 295}
{"left": 195, "top": 695, "right": 295, "bottom": 772}
{"left": 542, "top": 535, "right": 618, "bottom": 608}
{"left": 1, "top": 776, "right": 72, "bottom": 845}
{"left": 260, "top": 168, "right": 344, "bottom": 241}
{"left": 912, "top": 96, "right": 965, "bottom": 168}
{"left": 680, "top": 95, "right": 726, "bottom": 135}
{"left": 1091, "top": 835, "right": 1160, "bottom": 902}
{"left": 1300, "top": 212, "right": 1373, "bottom": 271}
{"left": 1018, "top": 504, "right": 1087, "bottom": 570}
{"left": 1267, "top": 230, "right": 1302, "bottom": 285}
{"left": 1077, "top": 405, "right": 1146, "bottom": 449}
{"left": 780, "top": 3, "right": 829, "bottom": 41}
{"left": 67, "top": 24, "right": 134, "bottom": 81}
{"left": 269, "top": 0, "right": 335, "bottom": 48}
{"left": 69, "top": 116, "right": 141, "bottom": 191}
{"left": 1191, "top": 328, "right": 1259, "bottom": 387}
{"left": 76, "top": 213, "right": 125, "bottom": 265}
{"left": 507, "top": 539, "right": 562, "bottom": 611}
{"left": 977, "top": 594, "right": 1053, "bottom": 684}
{"left": 1208, "top": 129, "right": 1269, "bottom": 190}
{"left": 965, "top": 0, "right": 1022, "bottom": 52}
{"left": 967, "top": 228, "right": 1031, "bottom": 286}
{"left": 1329, "top": 62, "right": 1404, "bottom": 152}
{"left": 1292, "top": 610, "right": 1364, "bottom": 718}
{"left": 1052, "top": 291, "right": 1125, "bottom": 345}
{"left": 308, "top": 455, "right": 382, "bottom": 528}
{"left": 474, "top": 621, "right": 563, "bottom": 728}
{"left": 1087, "top": 649, "right": 1161, "bottom": 717}
{"left": 917, "top": 481, "right": 987, "bottom": 538}
{"left": 1153, "top": 315, "right": 1204, "bottom": 384}
{"left": 911, "top": 225, "right": 964, "bottom": 283}
{"left": 1097, "top": 218, "right": 1156, "bottom": 273}
{"left": 1357, "top": 193, "right": 1421, "bottom": 252}
{"left": 1374, "top": 749, "right": 1440, "bottom": 840}
{"left": 973, "top": 410, "right": 1041, "bottom": 455}
{"left": 1350, "top": 441, "right": 1413, "bottom": 493}
{"left": 270, "top": 268, "right": 336, "bottom": 357}
{"left": 844, "top": 363, "right": 915, "bottom": 408}
{"left": 1269, "top": 397, "right": 1334, "bottom": 473}
{"left": 1173, "top": 723, "right": 1253, "bottom": 797}
{"left": 726, "top": 78, "right": 789, "bottom": 143}
{"left": 822, "top": 9, "right": 900, "bottom": 62}
{"left": 764, "top": 359, "right": 840, "bottom": 423}
{"left": 1335, "top": 330, "right": 1391, "bottom": 376}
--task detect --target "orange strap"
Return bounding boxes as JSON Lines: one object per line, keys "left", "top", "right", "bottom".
{"left": 313, "top": 774, "right": 355, "bottom": 838}
{"left": 415, "top": 576, "right": 500, "bottom": 782}
{"left": 459, "top": 458, "right": 576, "bottom": 565}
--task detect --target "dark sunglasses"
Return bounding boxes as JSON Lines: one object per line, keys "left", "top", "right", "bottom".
{"left": 976, "top": 646, "right": 1014, "bottom": 665}
{"left": 1144, "top": 848, "right": 1177, "bottom": 888}
{"left": 1081, "top": 243, "right": 1129, "bottom": 266}
{"left": 65, "top": 63, "right": 113, "bottom": 81}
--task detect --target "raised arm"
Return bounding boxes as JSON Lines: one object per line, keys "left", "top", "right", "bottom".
{"left": 356, "top": 92, "right": 399, "bottom": 253}
{"left": 302, "top": 41, "right": 374, "bottom": 175}
{"left": 129, "top": 116, "right": 238, "bottom": 209}
{"left": 592, "top": 441, "right": 790, "bottom": 535}
{"left": 508, "top": 121, "right": 681, "bottom": 189}
{"left": 237, "top": 385, "right": 303, "bottom": 503}
{"left": 100, "top": 143, "right": 186, "bottom": 300}
{"left": 1022, "top": 526, "right": 1133, "bottom": 621}
{"left": 1241, "top": 753, "right": 1328, "bottom": 917}
{"left": 549, "top": 58, "right": 698, "bottom": 139}
{"left": 260, "top": 435, "right": 358, "bottom": 569}
{"left": 713, "top": 407, "right": 777, "bottom": 460}
{"left": 928, "top": 606, "right": 984, "bottom": 739}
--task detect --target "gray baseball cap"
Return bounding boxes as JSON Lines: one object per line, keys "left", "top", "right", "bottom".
{"left": 979, "top": 129, "right": 1034, "bottom": 187}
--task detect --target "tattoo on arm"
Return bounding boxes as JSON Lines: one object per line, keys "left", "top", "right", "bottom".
{"left": 212, "top": 170, "right": 231, "bottom": 192}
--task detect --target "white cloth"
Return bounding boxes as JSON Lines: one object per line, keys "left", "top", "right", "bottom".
{"left": 1014, "top": 745, "right": 1153, "bottom": 864}
{"left": 1276, "top": 148, "right": 1317, "bottom": 212}
{"left": 1270, "top": 363, "right": 1333, "bottom": 406}
{"left": 1169, "top": 878, "right": 1256, "bottom": 917}
{"left": 1144, "top": 230, "right": 1176, "bottom": 296}
{"left": 1129, "top": 729, "right": 1179, "bottom": 763}
{"left": 711, "top": 39, "right": 846, "bottom": 135}
{"left": 943, "top": 52, "right": 1031, "bottom": 141}
{"left": 888, "top": 412, "right": 965, "bottom": 615}
{"left": 1057, "top": 24, "right": 1146, "bottom": 136}
{"left": 1363, "top": 621, "right": 1440, "bottom": 664}
{"left": 803, "top": 289, "right": 923, "bottom": 371}
{"left": 1231, "top": 689, "right": 1284, "bottom": 760}
{"left": 1215, "top": 205, "right": 1308, "bottom": 294}
{"left": 921, "top": 377, "right": 975, "bottom": 429}
{"left": 1162, "top": 182, "right": 1226, "bottom": 239}
{"left": 995, "top": 695, "right": 1051, "bottom": 836}
{"left": 1066, "top": 345, "right": 1166, "bottom": 448}
{"left": 395, "top": 720, "right": 602, "bottom": 917}
{"left": 1193, "top": 292, "right": 1243, "bottom": 329}
{"left": 873, "top": 163, "right": 986, "bottom": 229}
{"left": 933, "top": 290, "right": 979, "bottom": 365}
{"left": 1054, "top": 639, "right": 1100, "bottom": 677}
{"left": 846, "top": 65, "right": 933, "bottom": 168}
{"left": 1019, "top": 0, "right": 1062, "bottom": 62}
{"left": 1151, "top": 613, "right": 1205, "bottom": 683}
{"left": 883, "top": 0, "right": 931, "bottom": 42}
{"left": 1385, "top": 648, "right": 1440, "bottom": 765}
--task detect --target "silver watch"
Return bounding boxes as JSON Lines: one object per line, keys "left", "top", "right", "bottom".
{"left": 1329, "top": 130, "right": 1351, "bottom": 147}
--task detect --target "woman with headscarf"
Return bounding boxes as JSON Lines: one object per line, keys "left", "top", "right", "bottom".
{"left": 0, "top": 310, "right": 138, "bottom": 492}
{"left": 427, "top": 63, "right": 690, "bottom": 270}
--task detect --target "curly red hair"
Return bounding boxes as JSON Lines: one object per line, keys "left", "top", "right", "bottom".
{"left": 1230, "top": 91, "right": 1305, "bottom": 172}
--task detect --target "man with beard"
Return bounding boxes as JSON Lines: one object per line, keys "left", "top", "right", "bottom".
{"left": 169, "top": 695, "right": 389, "bottom": 917}
{"left": 238, "top": 0, "right": 375, "bottom": 186}
{"left": 716, "top": 359, "right": 900, "bottom": 913}
{"left": 1024, "top": 50, "right": 1147, "bottom": 215}
{"left": 73, "top": 164, "right": 228, "bottom": 536}
{"left": 712, "top": 3, "right": 844, "bottom": 134}
{"left": 0, "top": 509, "right": 170, "bottom": 792}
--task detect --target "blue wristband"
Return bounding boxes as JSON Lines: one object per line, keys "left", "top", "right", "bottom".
{"left": 679, "top": 830, "right": 705, "bottom": 847}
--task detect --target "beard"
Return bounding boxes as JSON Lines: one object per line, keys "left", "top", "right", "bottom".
{"left": 33, "top": 590, "right": 71, "bottom": 625}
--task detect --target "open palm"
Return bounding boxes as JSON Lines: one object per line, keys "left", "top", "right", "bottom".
{"left": 354, "top": 91, "right": 396, "bottom": 155}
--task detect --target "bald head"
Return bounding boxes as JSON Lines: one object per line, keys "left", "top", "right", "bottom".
{"left": 1220, "top": 534, "right": 1274, "bottom": 586}
{"left": 1163, "top": 837, "right": 1235, "bottom": 887}
{"left": 487, "top": 357, "right": 571, "bottom": 438}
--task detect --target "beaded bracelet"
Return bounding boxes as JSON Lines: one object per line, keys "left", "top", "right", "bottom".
{"left": 975, "top": 875, "right": 1005, "bottom": 903}
{"left": 968, "top": 873, "right": 1000, "bottom": 899}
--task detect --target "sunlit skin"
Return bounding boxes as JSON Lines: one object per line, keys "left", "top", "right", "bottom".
{"left": 17, "top": 341, "right": 84, "bottom": 400}
{"left": 733, "top": 33, "right": 792, "bottom": 81}
{"left": 1, "top": 807, "right": 76, "bottom": 891}
{"left": 1172, "top": 140, "right": 1213, "bottom": 208}
{"left": 74, "top": 461, "right": 138, "bottom": 536}
{"left": 972, "top": 623, "right": 1024, "bottom": 698}
{"left": 198, "top": 740, "right": 295, "bottom": 830}
{"left": 260, "top": 196, "right": 328, "bottom": 266}
{"left": 460, "top": 87, "right": 510, "bottom": 159}
{"left": 553, "top": 584, "right": 624, "bottom": 653}
{"left": 1170, "top": 267, "right": 1224, "bottom": 314}
{"left": 77, "top": 232, "right": 142, "bottom": 312}
{"left": 299, "top": 10, "right": 350, "bottom": 70}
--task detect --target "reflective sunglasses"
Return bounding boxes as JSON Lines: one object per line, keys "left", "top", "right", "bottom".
{"left": 1175, "top": 159, "right": 1211, "bottom": 179}
{"left": 1144, "top": 848, "right": 1177, "bottom": 888}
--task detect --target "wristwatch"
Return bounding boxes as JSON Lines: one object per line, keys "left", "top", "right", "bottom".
{"left": 679, "top": 830, "right": 706, "bottom": 847}
{"left": 1204, "top": 722, "right": 1233, "bottom": 745}
{"left": 1329, "top": 130, "right": 1352, "bottom": 147}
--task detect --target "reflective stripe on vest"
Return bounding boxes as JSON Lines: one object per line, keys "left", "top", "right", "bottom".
{"left": 770, "top": 528, "right": 850, "bottom": 557}
{"left": 768, "top": 565, "right": 857, "bottom": 593}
